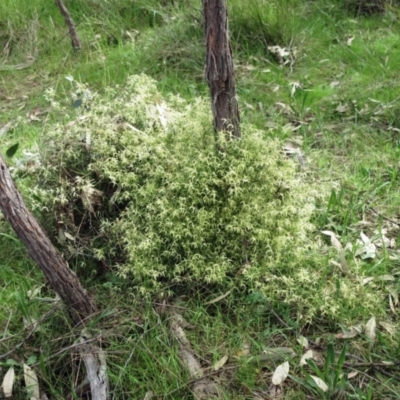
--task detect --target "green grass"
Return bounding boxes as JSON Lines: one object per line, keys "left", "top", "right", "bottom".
{"left": 1, "top": 0, "right": 400, "bottom": 398}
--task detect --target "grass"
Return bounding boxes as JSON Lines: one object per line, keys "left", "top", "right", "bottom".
{"left": 1, "top": 0, "right": 400, "bottom": 398}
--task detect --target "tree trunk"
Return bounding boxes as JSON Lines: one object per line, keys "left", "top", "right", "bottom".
{"left": 203, "top": 0, "right": 240, "bottom": 139}
{"left": 55, "top": 0, "right": 81, "bottom": 51}
{"left": 0, "top": 154, "right": 96, "bottom": 325}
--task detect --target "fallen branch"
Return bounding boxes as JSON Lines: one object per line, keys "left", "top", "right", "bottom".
{"left": 370, "top": 206, "right": 400, "bottom": 227}
{"left": 55, "top": 0, "right": 81, "bottom": 50}
{"left": 0, "top": 60, "right": 36, "bottom": 71}
{"left": 0, "top": 154, "right": 108, "bottom": 399}
{"left": 169, "top": 306, "right": 221, "bottom": 399}
{"left": 0, "top": 121, "right": 15, "bottom": 137}
{"left": 0, "top": 153, "right": 97, "bottom": 324}
{"left": 76, "top": 332, "right": 109, "bottom": 400}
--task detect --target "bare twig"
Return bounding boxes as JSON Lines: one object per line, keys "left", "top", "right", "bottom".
{"left": 0, "top": 306, "right": 59, "bottom": 359}
{"left": 344, "top": 361, "right": 399, "bottom": 368}
{"left": 2, "top": 310, "right": 12, "bottom": 340}
{"left": 370, "top": 207, "right": 400, "bottom": 227}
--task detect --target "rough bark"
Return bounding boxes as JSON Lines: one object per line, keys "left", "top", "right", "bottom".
{"left": 55, "top": 0, "right": 81, "bottom": 50}
{"left": 0, "top": 154, "right": 96, "bottom": 325}
{"left": 203, "top": 0, "right": 240, "bottom": 139}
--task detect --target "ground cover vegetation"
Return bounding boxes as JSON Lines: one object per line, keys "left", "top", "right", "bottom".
{"left": 1, "top": 0, "right": 400, "bottom": 398}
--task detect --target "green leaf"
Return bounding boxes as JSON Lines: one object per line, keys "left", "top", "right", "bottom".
{"left": 73, "top": 99, "right": 83, "bottom": 108}
{"left": 5, "top": 358, "right": 20, "bottom": 367}
{"left": 337, "top": 343, "right": 347, "bottom": 372}
{"left": 324, "top": 343, "right": 335, "bottom": 377}
{"left": 333, "top": 343, "right": 347, "bottom": 388}
{"left": 6, "top": 143, "right": 19, "bottom": 158}
{"left": 306, "top": 358, "right": 324, "bottom": 380}
{"left": 26, "top": 355, "right": 37, "bottom": 366}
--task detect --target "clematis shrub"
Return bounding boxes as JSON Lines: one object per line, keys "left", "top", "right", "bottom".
{"left": 32, "top": 74, "right": 384, "bottom": 322}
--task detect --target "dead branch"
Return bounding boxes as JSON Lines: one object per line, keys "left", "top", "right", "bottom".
{"left": 0, "top": 153, "right": 97, "bottom": 324}
{"left": 76, "top": 332, "right": 109, "bottom": 400}
{"left": 169, "top": 306, "right": 221, "bottom": 399}
{"left": 55, "top": 0, "right": 81, "bottom": 50}
{"left": 0, "top": 154, "right": 108, "bottom": 399}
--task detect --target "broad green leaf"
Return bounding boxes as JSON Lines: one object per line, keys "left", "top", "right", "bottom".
{"left": 73, "top": 99, "right": 83, "bottom": 108}
{"left": 6, "top": 143, "right": 19, "bottom": 158}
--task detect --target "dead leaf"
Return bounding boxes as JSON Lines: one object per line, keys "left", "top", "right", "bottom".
{"left": 269, "top": 383, "right": 282, "bottom": 398}
{"left": 335, "top": 104, "right": 348, "bottom": 113}
{"left": 355, "top": 232, "right": 376, "bottom": 259}
{"left": 365, "top": 317, "right": 376, "bottom": 342}
{"left": 321, "top": 230, "right": 342, "bottom": 250}
{"left": 362, "top": 277, "right": 374, "bottom": 285}
{"left": 289, "top": 81, "right": 302, "bottom": 97}
{"left": 377, "top": 275, "right": 395, "bottom": 281}
{"left": 24, "top": 364, "right": 40, "bottom": 400}
{"left": 310, "top": 375, "right": 329, "bottom": 392}
{"left": 2, "top": 367, "right": 15, "bottom": 397}
{"left": 64, "top": 232, "right": 75, "bottom": 242}
{"left": 389, "top": 289, "right": 399, "bottom": 306}
{"left": 58, "top": 229, "right": 66, "bottom": 244}
{"left": 143, "top": 391, "right": 154, "bottom": 400}
{"left": 338, "top": 250, "right": 350, "bottom": 274}
{"left": 236, "top": 340, "right": 251, "bottom": 358}
{"left": 389, "top": 293, "right": 397, "bottom": 313}
{"left": 27, "top": 286, "right": 43, "bottom": 299}
{"left": 373, "top": 230, "right": 395, "bottom": 248}
{"left": 300, "top": 349, "right": 315, "bottom": 366}
{"left": 81, "top": 185, "right": 103, "bottom": 213}
{"left": 297, "top": 335, "right": 309, "bottom": 349}
{"left": 348, "top": 371, "right": 359, "bottom": 379}
{"left": 272, "top": 361, "right": 289, "bottom": 385}
{"left": 335, "top": 328, "right": 358, "bottom": 339}
{"left": 331, "top": 235, "right": 343, "bottom": 250}
{"left": 156, "top": 103, "right": 168, "bottom": 129}
{"left": 244, "top": 101, "right": 255, "bottom": 110}
{"left": 213, "top": 355, "right": 228, "bottom": 371}
{"left": 379, "top": 321, "right": 396, "bottom": 336}
{"left": 23, "top": 317, "right": 39, "bottom": 333}
{"left": 205, "top": 289, "right": 232, "bottom": 305}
